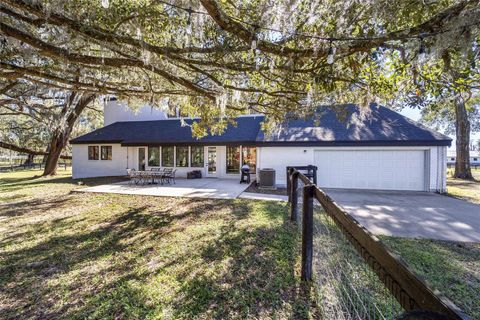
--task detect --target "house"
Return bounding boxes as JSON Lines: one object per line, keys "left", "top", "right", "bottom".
{"left": 446, "top": 150, "right": 480, "bottom": 168}
{"left": 70, "top": 101, "right": 452, "bottom": 192}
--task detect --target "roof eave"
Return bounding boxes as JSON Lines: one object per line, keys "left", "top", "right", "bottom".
{"left": 70, "top": 139, "right": 124, "bottom": 145}
{"left": 254, "top": 140, "right": 452, "bottom": 147}
{"left": 71, "top": 139, "right": 452, "bottom": 147}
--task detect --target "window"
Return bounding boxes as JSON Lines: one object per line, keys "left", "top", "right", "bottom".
{"left": 162, "top": 146, "right": 174, "bottom": 167}
{"left": 226, "top": 146, "right": 240, "bottom": 173}
{"left": 176, "top": 146, "right": 189, "bottom": 167}
{"left": 190, "top": 146, "right": 204, "bottom": 167}
{"left": 451, "top": 157, "right": 455, "bottom": 161}
{"left": 474, "top": 158, "right": 478, "bottom": 161}
{"left": 88, "top": 146, "right": 99, "bottom": 160}
{"left": 101, "top": 146, "right": 112, "bottom": 160}
{"left": 242, "top": 146, "right": 256, "bottom": 171}
{"left": 148, "top": 147, "right": 160, "bottom": 166}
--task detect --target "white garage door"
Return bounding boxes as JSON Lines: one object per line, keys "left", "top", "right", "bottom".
{"left": 314, "top": 150, "right": 426, "bottom": 191}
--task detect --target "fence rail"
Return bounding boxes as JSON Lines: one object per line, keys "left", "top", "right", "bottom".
{"left": 287, "top": 167, "right": 469, "bottom": 320}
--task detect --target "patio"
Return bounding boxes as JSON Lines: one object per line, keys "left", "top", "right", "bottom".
{"left": 77, "top": 178, "right": 251, "bottom": 199}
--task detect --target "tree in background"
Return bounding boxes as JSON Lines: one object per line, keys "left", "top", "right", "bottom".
{"left": 397, "top": 45, "right": 480, "bottom": 179}
{"left": 1, "top": 0, "right": 479, "bottom": 177}
{"left": 0, "top": 80, "right": 101, "bottom": 175}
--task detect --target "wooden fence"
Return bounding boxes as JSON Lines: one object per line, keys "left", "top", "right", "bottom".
{"left": 287, "top": 167, "right": 469, "bottom": 320}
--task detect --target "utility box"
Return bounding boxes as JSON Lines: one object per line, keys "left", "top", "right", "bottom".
{"left": 259, "top": 168, "right": 276, "bottom": 190}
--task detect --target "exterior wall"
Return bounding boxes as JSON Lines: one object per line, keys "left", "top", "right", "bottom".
{"left": 73, "top": 143, "right": 446, "bottom": 192}
{"left": 257, "top": 146, "right": 313, "bottom": 186}
{"left": 257, "top": 146, "right": 447, "bottom": 192}
{"left": 104, "top": 100, "right": 169, "bottom": 126}
{"left": 72, "top": 144, "right": 128, "bottom": 179}
{"left": 428, "top": 146, "right": 447, "bottom": 193}
{"left": 103, "top": 100, "right": 262, "bottom": 126}
{"left": 73, "top": 144, "right": 256, "bottom": 180}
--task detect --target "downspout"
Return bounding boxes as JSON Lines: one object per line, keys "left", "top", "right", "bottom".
{"left": 126, "top": 146, "right": 129, "bottom": 169}
{"left": 437, "top": 147, "right": 440, "bottom": 193}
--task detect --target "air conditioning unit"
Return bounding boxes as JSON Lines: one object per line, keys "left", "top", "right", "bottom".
{"left": 259, "top": 168, "right": 276, "bottom": 190}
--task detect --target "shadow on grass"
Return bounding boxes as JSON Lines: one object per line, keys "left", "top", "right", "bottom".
{"left": 175, "top": 201, "right": 311, "bottom": 319}
{"left": 0, "top": 197, "right": 72, "bottom": 218}
{"left": 448, "top": 178, "right": 480, "bottom": 187}
{"left": 381, "top": 237, "right": 480, "bottom": 320}
{"left": 0, "top": 174, "right": 128, "bottom": 196}
{"left": 0, "top": 198, "right": 315, "bottom": 319}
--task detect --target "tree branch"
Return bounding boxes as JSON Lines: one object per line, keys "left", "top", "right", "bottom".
{"left": 0, "top": 141, "right": 71, "bottom": 159}
{"left": 0, "top": 21, "right": 216, "bottom": 99}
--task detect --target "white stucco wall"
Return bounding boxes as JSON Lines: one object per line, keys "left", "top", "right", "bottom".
{"left": 72, "top": 144, "right": 128, "bottom": 179}
{"left": 73, "top": 145, "right": 251, "bottom": 180}
{"left": 104, "top": 100, "right": 169, "bottom": 126}
{"left": 257, "top": 146, "right": 313, "bottom": 186}
{"left": 72, "top": 143, "right": 446, "bottom": 192}
{"left": 257, "top": 146, "right": 447, "bottom": 192}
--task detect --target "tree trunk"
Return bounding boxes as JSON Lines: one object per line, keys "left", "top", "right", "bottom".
{"left": 42, "top": 131, "right": 68, "bottom": 176}
{"left": 23, "top": 153, "right": 34, "bottom": 165}
{"left": 453, "top": 96, "right": 473, "bottom": 179}
{"left": 42, "top": 93, "right": 96, "bottom": 176}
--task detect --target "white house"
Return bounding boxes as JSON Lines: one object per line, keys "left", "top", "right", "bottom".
{"left": 71, "top": 100, "right": 452, "bottom": 192}
{"left": 446, "top": 150, "right": 480, "bottom": 168}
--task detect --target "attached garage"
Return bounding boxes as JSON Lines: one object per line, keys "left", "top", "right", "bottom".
{"left": 255, "top": 104, "right": 452, "bottom": 193}
{"left": 314, "top": 150, "right": 427, "bottom": 191}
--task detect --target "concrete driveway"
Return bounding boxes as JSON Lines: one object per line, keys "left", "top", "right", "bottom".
{"left": 324, "top": 189, "right": 480, "bottom": 242}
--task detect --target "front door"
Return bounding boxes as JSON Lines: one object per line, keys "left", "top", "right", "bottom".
{"left": 138, "top": 147, "right": 146, "bottom": 171}
{"left": 205, "top": 146, "right": 218, "bottom": 177}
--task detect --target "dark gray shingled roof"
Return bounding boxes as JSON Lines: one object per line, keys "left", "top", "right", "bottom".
{"left": 70, "top": 104, "right": 452, "bottom": 146}
{"left": 70, "top": 116, "right": 264, "bottom": 146}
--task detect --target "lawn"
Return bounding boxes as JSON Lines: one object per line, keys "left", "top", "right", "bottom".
{"left": 381, "top": 238, "right": 480, "bottom": 320}
{"left": 446, "top": 168, "right": 480, "bottom": 204}
{"left": 0, "top": 169, "right": 315, "bottom": 319}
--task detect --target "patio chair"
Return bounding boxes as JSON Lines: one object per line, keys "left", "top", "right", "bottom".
{"left": 140, "top": 170, "right": 153, "bottom": 185}
{"left": 161, "top": 168, "right": 176, "bottom": 185}
{"left": 151, "top": 168, "right": 164, "bottom": 184}
{"left": 127, "top": 168, "right": 141, "bottom": 185}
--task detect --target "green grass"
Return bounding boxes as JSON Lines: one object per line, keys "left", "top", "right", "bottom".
{"left": 446, "top": 168, "right": 480, "bottom": 204}
{"left": 381, "top": 237, "right": 480, "bottom": 320}
{"left": 0, "top": 170, "right": 315, "bottom": 319}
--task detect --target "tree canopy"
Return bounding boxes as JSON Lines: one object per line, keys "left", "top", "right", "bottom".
{"left": 0, "top": 81, "right": 102, "bottom": 162}
{"left": 1, "top": 0, "right": 479, "bottom": 135}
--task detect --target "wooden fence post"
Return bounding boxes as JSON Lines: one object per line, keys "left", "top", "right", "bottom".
{"left": 287, "top": 167, "right": 292, "bottom": 203}
{"left": 290, "top": 171, "right": 299, "bottom": 222}
{"left": 312, "top": 166, "right": 317, "bottom": 185}
{"left": 301, "top": 184, "right": 314, "bottom": 281}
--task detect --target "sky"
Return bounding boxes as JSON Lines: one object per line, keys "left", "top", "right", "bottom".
{"left": 399, "top": 108, "right": 480, "bottom": 151}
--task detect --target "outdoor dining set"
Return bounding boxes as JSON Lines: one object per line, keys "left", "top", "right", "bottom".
{"left": 127, "top": 168, "right": 177, "bottom": 185}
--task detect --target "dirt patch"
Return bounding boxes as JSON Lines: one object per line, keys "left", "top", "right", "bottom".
{"left": 245, "top": 182, "right": 288, "bottom": 196}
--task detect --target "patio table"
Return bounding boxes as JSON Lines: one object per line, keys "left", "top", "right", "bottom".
{"left": 150, "top": 171, "right": 165, "bottom": 184}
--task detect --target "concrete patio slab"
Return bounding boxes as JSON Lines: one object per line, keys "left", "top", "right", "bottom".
{"left": 239, "top": 192, "right": 288, "bottom": 202}
{"left": 324, "top": 189, "right": 480, "bottom": 242}
{"left": 77, "top": 178, "right": 250, "bottom": 199}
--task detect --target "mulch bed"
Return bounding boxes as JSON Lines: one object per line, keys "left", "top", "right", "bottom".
{"left": 245, "top": 181, "right": 288, "bottom": 196}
